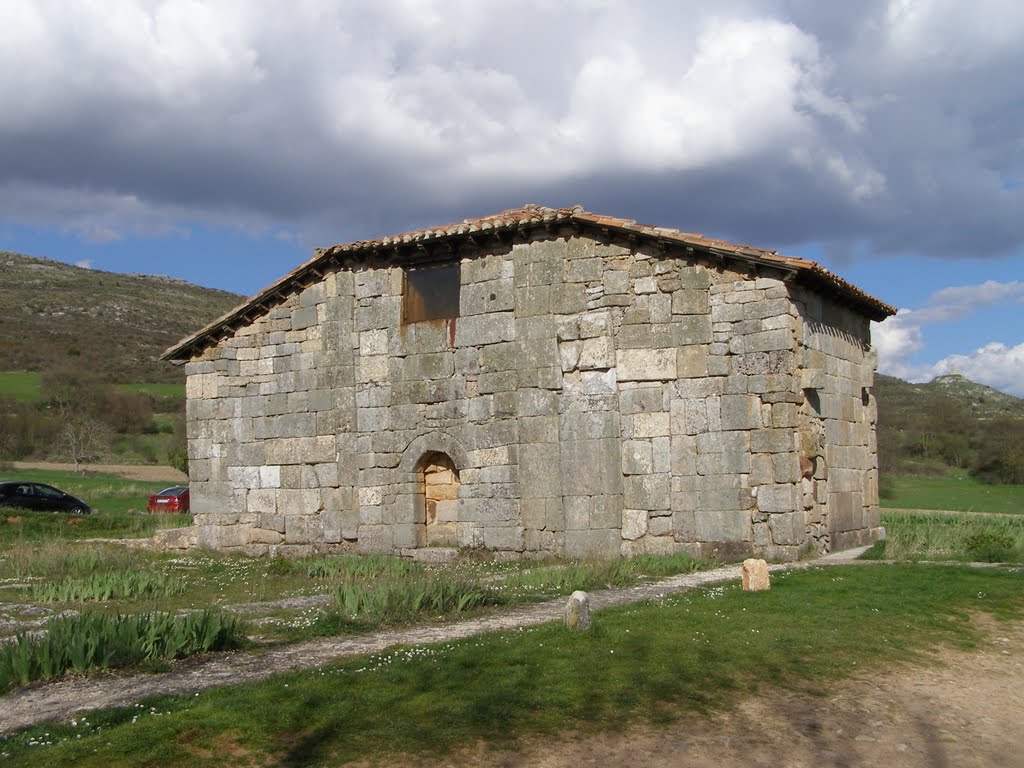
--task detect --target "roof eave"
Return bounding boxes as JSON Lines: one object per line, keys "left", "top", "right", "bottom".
{"left": 162, "top": 207, "right": 896, "bottom": 362}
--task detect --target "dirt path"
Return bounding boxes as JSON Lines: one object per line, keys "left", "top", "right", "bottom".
{"left": 10, "top": 461, "right": 186, "bottom": 483}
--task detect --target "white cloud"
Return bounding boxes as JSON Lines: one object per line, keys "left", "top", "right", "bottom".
{"left": 873, "top": 279, "right": 1024, "bottom": 395}
{"left": 873, "top": 310, "right": 924, "bottom": 377}
{"left": 927, "top": 342, "right": 1024, "bottom": 397}
{"left": 0, "top": 2, "right": 891, "bottom": 231}
{"left": 0, "top": 0, "right": 1020, "bottom": 264}
{"left": 74, "top": 259, "right": 92, "bottom": 269}
{"left": 884, "top": 0, "right": 1024, "bottom": 69}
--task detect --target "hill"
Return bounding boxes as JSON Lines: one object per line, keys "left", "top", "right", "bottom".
{"left": 0, "top": 252, "right": 243, "bottom": 384}
{"left": 875, "top": 372, "right": 1024, "bottom": 422}
{"left": 875, "top": 372, "right": 1024, "bottom": 482}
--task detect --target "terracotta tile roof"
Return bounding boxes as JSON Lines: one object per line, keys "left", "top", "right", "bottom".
{"left": 162, "top": 204, "right": 895, "bottom": 361}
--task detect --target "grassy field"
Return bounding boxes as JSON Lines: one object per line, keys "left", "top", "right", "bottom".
{"left": 0, "top": 372, "right": 43, "bottom": 402}
{"left": 1, "top": 563, "right": 1021, "bottom": 766}
{"left": 116, "top": 383, "right": 185, "bottom": 399}
{"left": 881, "top": 470, "right": 1023, "bottom": 514}
{"left": 0, "top": 372, "right": 184, "bottom": 405}
{"left": 868, "top": 511, "right": 1024, "bottom": 562}
{"left": 0, "top": 468, "right": 182, "bottom": 516}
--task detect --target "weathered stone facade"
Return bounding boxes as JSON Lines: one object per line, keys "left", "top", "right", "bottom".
{"left": 165, "top": 205, "right": 894, "bottom": 560}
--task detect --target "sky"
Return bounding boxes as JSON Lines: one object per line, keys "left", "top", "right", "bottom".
{"left": 1, "top": 0, "right": 1022, "bottom": 395}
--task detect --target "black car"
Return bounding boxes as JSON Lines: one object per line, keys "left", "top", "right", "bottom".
{"left": 0, "top": 481, "right": 92, "bottom": 515}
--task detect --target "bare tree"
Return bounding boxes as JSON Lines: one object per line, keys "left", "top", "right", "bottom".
{"left": 57, "top": 407, "right": 110, "bottom": 473}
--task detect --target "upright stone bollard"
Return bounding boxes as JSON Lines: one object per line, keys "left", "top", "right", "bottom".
{"left": 742, "top": 558, "right": 771, "bottom": 591}
{"left": 564, "top": 590, "right": 592, "bottom": 631}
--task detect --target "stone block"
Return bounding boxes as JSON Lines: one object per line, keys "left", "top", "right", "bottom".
{"left": 461, "top": 279, "right": 514, "bottom": 316}
{"left": 564, "top": 528, "right": 621, "bottom": 559}
{"left": 696, "top": 430, "right": 750, "bottom": 455}
{"left": 671, "top": 509, "right": 697, "bottom": 541}
{"left": 679, "top": 265, "right": 711, "bottom": 290}
{"left": 749, "top": 454, "right": 774, "bottom": 485}
{"left": 291, "top": 306, "right": 318, "bottom": 331}
{"left": 676, "top": 345, "right": 709, "bottom": 378}
{"left": 621, "top": 440, "right": 654, "bottom": 475}
{"left": 696, "top": 450, "right": 751, "bottom": 476}
{"left": 672, "top": 315, "right": 713, "bottom": 345}
{"left": 483, "top": 526, "right": 524, "bottom": 551}
{"left": 695, "top": 509, "right": 751, "bottom": 542}
{"left": 619, "top": 385, "right": 666, "bottom": 414}
{"left": 564, "top": 591, "right": 592, "bottom": 630}
{"left": 621, "top": 509, "right": 648, "bottom": 540}
{"left": 768, "top": 511, "right": 806, "bottom": 545}
{"left": 624, "top": 474, "right": 670, "bottom": 511}
{"left": 756, "top": 484, "right": 799, "bottom": 513}
{"left": 248, "top": 528, "right": 285, "bottom": 545}
{"left": 632, "top": 412, "right": 671, "bottom": 438}
{"left": 672, "top": 289, "right": 709, "bottom": 315}
{"left": 579, "top": 336, "right": 615, "bottom": 370}
{"left": 743, "top": 329, "right": 792, "bottom": 353}
{"left": 751, "top": 428, "right": 795, "bottom": 454}
{"left": 564, "top": 496, "right": 589, "bottom": 530}
{"left": 454, "top": 313, "right": 515, "bottom": 347}
{"left": 720, "top": 394, "right": 761, "bottom": 431}
{"left": 699, "top": 487, "right": 755, "bottom": 512}
{"left": 741, "top": 558, "right": 771, "bottom": 591}
{"left": 603, "top": 270, "right": 630, "bottom": 295}
{"left": 648, "top": 514, "right": 673, "bottom": 537}
{"left": 617, "top": 348, "right": 676, "bottom": 381}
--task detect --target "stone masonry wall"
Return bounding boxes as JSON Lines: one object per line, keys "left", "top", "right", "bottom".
{"left": 184, "top": 272, "right": 358, "bottom": 556}
{"left": 182, "top": 231, "right": 882, "bottom": 559}
{"left": 793, "top": 290, "right": 882, "bottom": 552}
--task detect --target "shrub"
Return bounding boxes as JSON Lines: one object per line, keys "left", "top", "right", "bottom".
{"left": 965, "top": 532, "right": 1017, "bottom": 563}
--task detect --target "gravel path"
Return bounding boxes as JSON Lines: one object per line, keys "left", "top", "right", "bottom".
{"left": 0, "top": 552, "right": 864, "bottom": 735}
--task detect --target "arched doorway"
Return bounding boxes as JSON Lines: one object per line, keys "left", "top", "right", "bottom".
{"left": 420, "top": 452, "right": 459, "bottom": 547}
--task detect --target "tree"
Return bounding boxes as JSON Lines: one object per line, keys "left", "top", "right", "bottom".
{"left": 56, "top": 407, "right": 111, "bottom": 473}
{"left": 973, "top": 419, "right": 1024, "bottom": 485}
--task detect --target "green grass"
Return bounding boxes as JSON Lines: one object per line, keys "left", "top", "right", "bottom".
{"left": 2, "top": 563, "right": 1021, "bottom": 766}
{"left": 881, "top": 470, "right": 1024, "bottom": 514}
{"left": 0, "top": 467, "right": 191, "bottom": 548}
{"left": 865, "top": 512, "right": 1024, "bottom": 562}
{"left": 116, "top": 383, "right": 185, "bottom": 399}
{"left": 0, "top": 371, "right": 43, "bottom": 402}
{"left": 0, "top": 372, "right": 183, "bottom": 405}
{"left": 0, "top": 609, "right": 246, "bottom": 692}
{"left": 0, "top": 468, "right": 182, "bottom": 516}
{"left": 32, "top": 570, "right": 186, "bottom": 603}
{"left": 0, "top": 510, "right": 192, "bottom": 548}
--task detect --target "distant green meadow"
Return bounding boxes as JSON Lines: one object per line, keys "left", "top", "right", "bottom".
{"left": 0, "top": 372, "right": 183, "bottom": 403}
{"left": 0, "top": 467, "right": 181, "bottom": 508}
{"left": 881, "top": 471, "right": 1023, "bottom": 514}
{"left": 0, "top": 372, "right": 43, "bottom": 402}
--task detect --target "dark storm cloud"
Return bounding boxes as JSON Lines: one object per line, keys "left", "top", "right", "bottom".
{"left": 1, "top": 0, "right": 1022, "bottom": 257}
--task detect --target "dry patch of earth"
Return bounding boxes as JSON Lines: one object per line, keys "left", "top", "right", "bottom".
{"left": 10, "top": 461, "right": 186, "bottom": 483}
{"left": 404, "top": 616, "right": 1024, "bottom": 768}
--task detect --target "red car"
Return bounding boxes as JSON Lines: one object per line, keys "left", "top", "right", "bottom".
{"left": 147, "top": 486, "right": 190, "bottom": 514}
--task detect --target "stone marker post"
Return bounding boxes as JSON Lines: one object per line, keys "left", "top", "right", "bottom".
{"left": 564, "top": 590, "right": 592, "bottom": 631}
{"left": 742, "top": 558, "right": 771, "bottom": 591}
